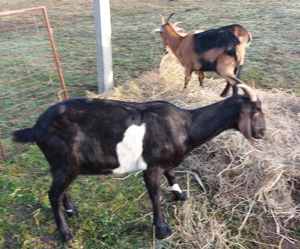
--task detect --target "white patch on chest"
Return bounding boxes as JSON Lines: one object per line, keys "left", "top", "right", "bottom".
{"left": 113, "top": 123, "right": 147, "bottom": 174}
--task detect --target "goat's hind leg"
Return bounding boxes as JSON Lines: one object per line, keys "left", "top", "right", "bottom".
{"left": 220, "top": 81, "right": 231, "bottom": 97}
{"left": 164, "top": 169, "right": 187, "bottom": 201}
{"left": 63, "top": 193, "right": 78, "bottom": 217}
{"left": 49, "top": 171, "right": 75, "bottom": 241}
{"left": 221, "top": 78, "right": 240, "bottom": 97}
{"left": 235, "top": 65, "right": 243, "bottom": 79}
{"left": 217, "top": 55, "right": 242, "bottom": 97}
{"left": 144, "top": 167, "right": 172, "bottom": 240}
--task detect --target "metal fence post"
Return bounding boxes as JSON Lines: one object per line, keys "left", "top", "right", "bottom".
{"left": 93, "top": 0, "right": 114, "bottom": 93}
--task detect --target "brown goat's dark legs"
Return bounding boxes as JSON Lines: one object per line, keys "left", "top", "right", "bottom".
{"left": 220, "top": 81, "right": 232, "bottom": 97}
{"left": 220, "top": 65, "right": 244, "bottom": 97}
{"left": 144, "top": 167, "right": 172, "bottom": 240}
{"left": 164, "top": 170, "right": 187, "bottom": 201}
{"left": 235, "top": 65, "right": 243, "bottom": 79}
{"left": 49, "top": 172, "right": 75, "bottom": 241}
{"left": 198, "top": 71, "right": 205, "bottom": 87}
{"left": 183, "top": 69, "right": 192, "bottom": 89}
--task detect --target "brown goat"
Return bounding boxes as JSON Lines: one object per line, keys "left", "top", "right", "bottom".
{"left": 157, "top": 14, "right": 252, "bottom": 96}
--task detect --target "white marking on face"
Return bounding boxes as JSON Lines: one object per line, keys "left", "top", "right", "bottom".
{"left": 113, "top": 123, "right": 147, "bottom": 174}
{"left": 170, "top": 184, "right": 182, "bottom": 193}
{"left": 65, "top": 209, "right": 73, "bottom": 213}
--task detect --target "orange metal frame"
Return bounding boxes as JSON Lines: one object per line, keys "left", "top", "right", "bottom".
{"left": 0, "top": 6, "right": 69, "bottom": 160}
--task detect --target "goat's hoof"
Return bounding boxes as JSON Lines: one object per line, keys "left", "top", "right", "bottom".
{"left": 220, "top": 92, "right": 227, "bottom": 97}
{"left": 173, "top": 191, "right": 188, "bottom": 202}
{"left": 155, "top": 223, "right": 172, "bottom": 240}
{"left": 61, "top": 230, "right": 73, "bottom": 242}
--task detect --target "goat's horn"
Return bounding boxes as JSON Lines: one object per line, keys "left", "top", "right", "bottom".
{"left": 160, "top": 15, "right": 166, "bottom": 24}
{"left": 152, "top": 28, "right": 161, "bottom": 33}
{"left": 237, "top": 84, "right": 257, "bottom": 102}
{"left": 173, "top": 21, "right": 183, "bottom": 26}
{"left": 166, "top": 13, "right": 175, "bottom": 23}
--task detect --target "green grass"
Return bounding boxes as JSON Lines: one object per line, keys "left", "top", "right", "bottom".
{"left": 0, "top": 0, "right": 299, "bottom": 248}
{"left": 1, "top": 146, "right": 154, "bottom": 248}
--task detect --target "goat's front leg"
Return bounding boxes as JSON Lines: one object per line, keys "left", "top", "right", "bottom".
{"left": 183, "top": 68, "right": 192, "bottom": 89}
{"left": 164, "top": 169, "right": 187, "bottom": 201}
{"left": 144, "top": 167, "right": 172, "bottom": 240}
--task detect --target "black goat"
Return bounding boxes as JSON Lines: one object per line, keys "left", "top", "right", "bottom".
{"left": 13, "top": 84, "right": 265, "bottom": 241}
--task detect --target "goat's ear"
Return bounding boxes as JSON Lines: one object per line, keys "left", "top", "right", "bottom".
{"left": 238, "top": 107, "right": 252, "bottom": 140}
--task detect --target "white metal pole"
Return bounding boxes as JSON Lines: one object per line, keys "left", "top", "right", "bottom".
{"left": 93, "top": 0, "right": 113, "bottom": 93}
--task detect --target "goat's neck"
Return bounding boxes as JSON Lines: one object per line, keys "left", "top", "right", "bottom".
{"left": 188, "top": 98, "right": 242, "bottom": 149}
{"left": 163, "top": 25, "right": 182, "bottom": 54}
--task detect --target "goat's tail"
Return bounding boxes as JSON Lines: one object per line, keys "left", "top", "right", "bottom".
{"left": 246, "top": 31, "right": 253, "bottom": 47}
{"left": 12, "top": 128, "right": 36, "bottom": 143}
{"left": 248, "top": 32, "right": 253, "bottom": 43}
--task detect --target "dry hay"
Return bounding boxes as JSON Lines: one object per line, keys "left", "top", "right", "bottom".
{"left": 88, "top": 53, "right": 300, "bottom": 249}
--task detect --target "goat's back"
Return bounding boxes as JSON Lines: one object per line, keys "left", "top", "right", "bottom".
{"left": 31, "top": 98, "right": 191, "bottom": 171}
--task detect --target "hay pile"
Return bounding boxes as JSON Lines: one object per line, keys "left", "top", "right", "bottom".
{"left": 89, "top": 53, "right": 300, "bottom": 248}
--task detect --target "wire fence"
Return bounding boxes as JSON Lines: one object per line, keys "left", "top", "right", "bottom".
{"left": 0, "top": 7, "right": 70, "bottom": 159}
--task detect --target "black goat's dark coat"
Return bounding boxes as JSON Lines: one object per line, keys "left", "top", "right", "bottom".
{"left": 14, "top": 99, "right": 194, "bottom": 174}
{"left": 13, "top": 97, "right": 248, "bottom": 174}
{"left": 12, "top": 95, "right": 265, "bottom": 241}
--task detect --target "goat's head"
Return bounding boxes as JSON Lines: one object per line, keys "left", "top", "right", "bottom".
{"left": 236, "top": 84, "right": 266, "bottom": 140}
{"left": 154, "top": 13, "right": 185, "bottom": 47}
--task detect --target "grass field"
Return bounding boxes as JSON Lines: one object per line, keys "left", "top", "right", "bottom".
{"left": 0, "top": 0, "right": 299, "bottom": 248}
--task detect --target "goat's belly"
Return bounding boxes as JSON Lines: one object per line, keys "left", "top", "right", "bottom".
{"left": 199, "top": 59, "right": 217, "bottom": 71}
{"left": 113, "top": 156, "right": 147, "bottom": 175}
{"left": 113, "top": 123, "right": 147, "bottom": 175}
